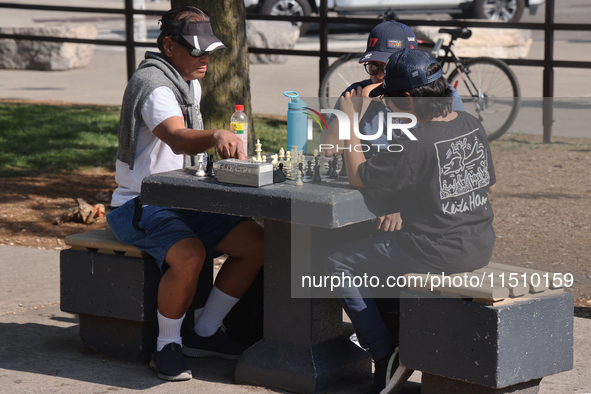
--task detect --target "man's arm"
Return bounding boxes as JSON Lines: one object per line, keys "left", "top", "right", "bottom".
{"left": 153, "top": 116, "right": 245, "bottom": 159}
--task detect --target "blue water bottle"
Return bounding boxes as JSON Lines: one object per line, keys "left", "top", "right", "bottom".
{"left": 283, "top": 91, "right": 307, "bottom": 153}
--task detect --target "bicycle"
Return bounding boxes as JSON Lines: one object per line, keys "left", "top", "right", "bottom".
{"left": 318, "top": 27, "right": 521, "bottom": 141}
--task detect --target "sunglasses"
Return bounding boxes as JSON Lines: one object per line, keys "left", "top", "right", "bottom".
{"left": 364, "top": 62, "right": 385, "bottom": 76}
{"left": 174, "top": 39, "right": 211, "bottom": 58}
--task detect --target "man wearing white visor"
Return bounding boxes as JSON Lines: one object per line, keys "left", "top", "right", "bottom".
{"left": 108, "top": 6, "right": 264, "bottom": 382}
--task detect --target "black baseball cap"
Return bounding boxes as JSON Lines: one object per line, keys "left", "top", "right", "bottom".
{"left": 160, "top": 19, "right": 226, "bottom": 53}
{"left": 369, "top": 49, "right": 443, "bottom": 97}
{"left": 359, "top": 21, "right": 417, "bottom": 64}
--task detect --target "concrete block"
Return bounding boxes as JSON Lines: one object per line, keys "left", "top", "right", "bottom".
{"left": 422, "top": 373, "right": 541, "bottom": 394}
{"left": 60, "top": 249, "right": 213, "bottom": 362}
{"left": 399, "top": 291, "right": 574, "bottom": 388}
{"left": 416, "top": 27, "right": 532, "bottom": 59}
{"left": 246, "top": 20, "right": 300, "bottom": 64}
{"left": 0, "top": 24, "right": 97, "bottom": 70}
{"left": 60, "top": 250, "right": 161, "bottom": 322}
{"left": 79, "top": 314, "right": 157, "bottom": 363}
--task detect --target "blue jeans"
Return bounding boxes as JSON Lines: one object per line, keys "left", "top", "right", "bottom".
{"left": 325, "top": 232, "right": 437, "bottom": 361}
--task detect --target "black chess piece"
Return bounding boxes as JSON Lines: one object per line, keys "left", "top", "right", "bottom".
{"left": 312, "top": 157, "right": 322, "bottom": 183}
{"left": 326, "top": 159, "right": 334, "bottom": 177}
{"left": 298, "top": 162, "right": 305, "bottom": 179}
{"left": 339, "top": 152, "right": 347, "bottom": 177}
{"left": 330, "top": 157, "right": 339, "bottom": 179}
{"left": 274, "top": 163, "right": 287, "bottom": 183}
{"left": 306, "top": 160, "right": 313, "bottom": 178}
{"left": 206, "top": 153, "right": 215, "bottom": 177}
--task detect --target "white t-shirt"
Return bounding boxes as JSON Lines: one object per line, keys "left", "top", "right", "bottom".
{"left": 111, "top": 80, "right": 202, "bottom": 207}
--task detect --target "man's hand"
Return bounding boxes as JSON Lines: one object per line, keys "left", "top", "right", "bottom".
{"left": 213, "top": 129, "right": 245, "bottom": 159}
{"left": 375, "top": 213, "right": 402, "bottom": 232}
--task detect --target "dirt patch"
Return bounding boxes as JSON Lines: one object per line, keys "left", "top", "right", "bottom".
{"left": 0, "top": 167, "right": 115, "bottom": 251}
{"left": 0, "top": 134, "right": 590, "bottom": 315}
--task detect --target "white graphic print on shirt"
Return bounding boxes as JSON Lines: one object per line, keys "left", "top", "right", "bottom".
{"left": 435, "top": 129, "right": 491, "bottom": 214}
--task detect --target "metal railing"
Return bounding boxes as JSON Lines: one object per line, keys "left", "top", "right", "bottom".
{"left": 1, "top": 0, "right": 591, "bottom": 141}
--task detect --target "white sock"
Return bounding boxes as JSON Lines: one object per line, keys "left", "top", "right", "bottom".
{"left": 156, "top": 310, "right": 185, "bottom": 352}
{"left": 194, "top": 286, "right": 239, "bottom": 337}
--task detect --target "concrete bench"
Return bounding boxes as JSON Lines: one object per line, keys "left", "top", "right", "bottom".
{"left": 59, "top": 228, "right": 213, "bottom": 362}
{"left": 398, "top": 262, "right": 574, "bottom": 394}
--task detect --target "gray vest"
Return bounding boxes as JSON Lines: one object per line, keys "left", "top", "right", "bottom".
{"left": 117, "top": 51, "right": 203, "bottom": 170}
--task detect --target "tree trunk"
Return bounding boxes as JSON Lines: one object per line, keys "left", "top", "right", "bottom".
{"left": 171, "top": 0, "right": 254, "bottom": 155}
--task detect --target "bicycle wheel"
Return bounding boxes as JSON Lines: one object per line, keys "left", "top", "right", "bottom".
{"left": 447, "top": 57, "right": 520, "bottom": 141}
{"left": 319, "top": 53, "right": 365, "bottom": 109}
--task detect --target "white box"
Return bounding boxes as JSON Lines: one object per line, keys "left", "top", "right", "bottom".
{"left": 214, "top": 159, "right": 274, "bottom": 187}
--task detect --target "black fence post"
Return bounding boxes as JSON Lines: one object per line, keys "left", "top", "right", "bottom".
{"left": 125, "top": 0, "right": 136, "bottom": 81}
{"left": 319, "top": 0, "right": 329, "bottom": 90}
{"left": 542, "top": 0, "right": 555, "bottom": 143}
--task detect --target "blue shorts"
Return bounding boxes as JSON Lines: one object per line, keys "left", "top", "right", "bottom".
{"left": 106, "top": 197, "right": 250, "bottom": 271}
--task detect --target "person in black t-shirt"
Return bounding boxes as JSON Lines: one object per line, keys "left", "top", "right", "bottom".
{"left": 325, "top": 48, "right": 496, "bottom": 394}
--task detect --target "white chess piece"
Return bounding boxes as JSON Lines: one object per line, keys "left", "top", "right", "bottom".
{"left": 279, "top": 147, "right": 285, "bottom": 164}
{"left": 271, "top": 154, "right": 278, "bottom": 167}
{"left": 295, "top": 167, "right": 303, "bottom": 186}
{"left": 196, "top": 153, "right": 206, "bottom": 176}
{"left": 255, "top": 139, "right": 262, "bottom": 162}
{"left": 262, "top": 155, "right": 267, "bottom": 163}
{"left": 320, "top": 151, "right": 327, "bottom": 175}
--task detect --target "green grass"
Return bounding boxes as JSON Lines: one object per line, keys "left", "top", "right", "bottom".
{"left": 0, "top": 103, "right": 291, "bottom": 176}
{"left": 253, "top": 114, "right": 287, "bottom": 153}
{"left": 0, "top": 103, "right": 121, "bottom": 176}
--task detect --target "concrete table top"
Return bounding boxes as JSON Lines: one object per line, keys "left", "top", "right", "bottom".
{"left": 141, "top": 168, "right": 393, "bottom": 228}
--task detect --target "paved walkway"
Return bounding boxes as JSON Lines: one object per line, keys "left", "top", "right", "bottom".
{"left": 1, "top": 244, "right": 590, "bottom": 393}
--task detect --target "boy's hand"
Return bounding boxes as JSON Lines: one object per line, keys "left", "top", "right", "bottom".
{"left": 339, "top": 86, "right": 363, "bottom": 116}
{"left": 375, "top": 213, "right": 402, "bottom": 232}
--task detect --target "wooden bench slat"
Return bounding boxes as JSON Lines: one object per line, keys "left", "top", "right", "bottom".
{"left": 488, "top": 262, "right": 563, "bottom": 289}
{"left": 64, "top": 229, "right": 148, "bottom": 258}
{"left": 404, "top": 262, "right": 565, "bottom": 303}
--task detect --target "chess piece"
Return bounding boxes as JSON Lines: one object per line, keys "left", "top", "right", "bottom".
{"left": 319, "top": 151, "right": 327, "bottom": 175}
{"left": 306, "top": 160, "right": 313, "bottom": 178}
{"left": 279, "top": 148, "right": 285, "bottom": 164}
{"left": 262, "top": 155, "right": 267, "bottom": 163}
{"left": 206, "top": 153, "right": 215, "bottom": 177}
{"left": 313, "top": 149, "right": 318, "bottom": 159}
{"left": 255, "top": 139, "right": 262, "bottom": 162}
{"left": 296, "top": 162, "right": 304, "bottom": 186}
{"left": 285, "top": 151, "right": 291, "bottom": 172}
{"left": 312, "top": 156, "right": 322, "bottom": 183}
{"left": 196, "top": 153, "right": 206, "bottom": 176}
{"left": 326, "top": 159, "right": 334, "bottom": 177}
{"left": 271, "top": 154, "right": 279, "bottom": 167}
{"left": 339, "top": 152, "right": 347, "bottom": 177}
{"left": 330, "top": 156, "right": 339, "bottom": 179}
{"left": 274, "top": 163, "right": 287, "bottom": 183}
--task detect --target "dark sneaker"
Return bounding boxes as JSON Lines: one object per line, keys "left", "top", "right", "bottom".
{"left": 367, "top": 346, "right": 413, "bottom": 394}
{"left": 182, "top": 327, "right": 249, "bottom": 360}
{"left": 149, "top": 342, "right": 192, "bottom": 381}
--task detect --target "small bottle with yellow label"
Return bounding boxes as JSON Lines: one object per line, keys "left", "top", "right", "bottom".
{"left": 230, "top": 105, "right": 248, "bottom": 159}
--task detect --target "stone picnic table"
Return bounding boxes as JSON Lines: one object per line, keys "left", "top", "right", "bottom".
{"left": 141, "top": 167, "right": 394, "bottom": 393}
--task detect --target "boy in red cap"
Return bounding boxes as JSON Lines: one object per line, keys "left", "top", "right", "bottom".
{"left": 327, "top": 48, "right": 496, "bottom": 394}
